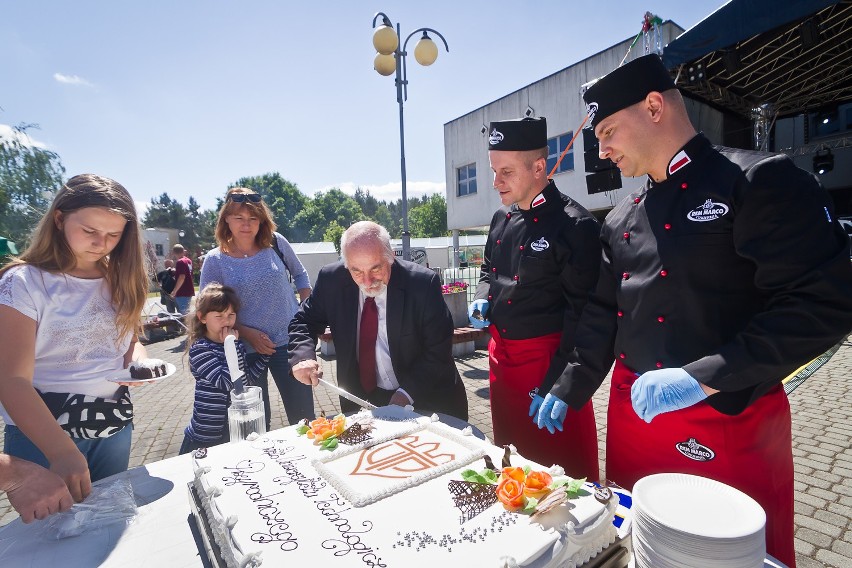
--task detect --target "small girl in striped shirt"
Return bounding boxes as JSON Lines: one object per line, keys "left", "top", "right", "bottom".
{"left": 179, "top": 283, "right": 269, "bottom": 455}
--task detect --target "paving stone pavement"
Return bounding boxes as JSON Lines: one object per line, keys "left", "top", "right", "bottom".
{"left": 1, "top": 334, "right": 851, "bottom": 567}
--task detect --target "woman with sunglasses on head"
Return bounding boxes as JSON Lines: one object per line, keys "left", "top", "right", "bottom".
{"left": 199, "top": 187, "right": 314, "bottom": 428}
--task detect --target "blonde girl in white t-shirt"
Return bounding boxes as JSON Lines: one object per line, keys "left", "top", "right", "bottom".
{"left": 0, "top": 174, "right": 150, "bottom": 506}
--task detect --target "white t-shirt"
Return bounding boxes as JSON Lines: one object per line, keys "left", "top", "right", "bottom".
{"left": 0, "top": 265, "right": 130, "bottom": 424}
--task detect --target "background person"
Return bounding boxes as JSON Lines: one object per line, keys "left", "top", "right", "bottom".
{"left": 469, "top": 117, "right": 601, "bottom": 480}
{"left": 533, "top": 54, "right": 852, "bottom": 568}
{"left": 0, "top": 174, "right": 151, "bottom": 503}
{"left": 170, "top": 244, "right": 195, "bottom": 314}
{"left": 289, "top": 221, "right": 468, "bottom": 419}
{"left": 0, "top": 453, "right": 73, "bottom": 523}
{"left": 200, "top": 187, "right": 314, "bottom": 429}
{"left": 179, "top": 283, "right": 269, "bottom": 455}
{"left": 156, "top": 258, "right": 177, "bottom": 313}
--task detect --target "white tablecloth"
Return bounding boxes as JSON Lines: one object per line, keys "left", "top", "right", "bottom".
{"left": 0, "top": 453, "right": 203, "bottom": 567}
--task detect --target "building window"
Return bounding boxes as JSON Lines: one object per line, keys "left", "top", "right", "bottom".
{"left": 155, "top": 244, "right": 164, "bottom": 256}
{"left": 457, "top": 163, "right": 477, "bottom": 196}
{"left": 547, "top": 132, "right": 575, "bottom": 174}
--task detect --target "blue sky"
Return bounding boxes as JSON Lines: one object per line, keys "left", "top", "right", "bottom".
{"left": 2, "top": 1, "right": 724, "bottom": 212}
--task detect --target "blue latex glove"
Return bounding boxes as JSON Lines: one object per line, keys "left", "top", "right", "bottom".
{"left": 631, "top": 368, "right": 708, "bottom": 423}
{"left": 528, "top": 394, "right": 545, "bottom": 418}
{"left": 467, "top": 299, "right": 490, "bottom": 328}
{"left": 535, "top": 393, "right": 569, "bottom": 434}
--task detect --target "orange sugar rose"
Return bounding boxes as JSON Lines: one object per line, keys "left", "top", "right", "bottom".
{"left": 499, "top": 466, "right": 527, "bottom": 484}
{"left": 496, "top": 477, "right": 526, "bottom": 511}
{"left": 306, "top": 415, "right": 346, "bottom": 443}
{"left": 523, "top": 470, "right": 553, "bottom": 499}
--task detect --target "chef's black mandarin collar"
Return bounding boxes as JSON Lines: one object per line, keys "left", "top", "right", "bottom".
{"left": 649, "top": 133, "right": 713, "bottom": 188}
{"left": 510, "top": 180, "right": 560, "bottom": 214}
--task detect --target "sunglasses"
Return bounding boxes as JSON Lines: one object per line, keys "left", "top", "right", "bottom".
{"left": 227, "top": 193, "right": 262, "bottom": 203}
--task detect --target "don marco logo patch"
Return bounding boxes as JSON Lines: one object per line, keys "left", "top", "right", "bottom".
{"left": 675, "top": 437, "right": 716, "bottom": 462}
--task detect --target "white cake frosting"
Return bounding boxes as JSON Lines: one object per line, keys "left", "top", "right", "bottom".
{"left": 190, "top": 406, "right": 617, "bottom": 568}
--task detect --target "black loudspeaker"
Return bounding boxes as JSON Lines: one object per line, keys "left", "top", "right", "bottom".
{"left": 583, "top": 128, "right": 613, "bottom": 173}
{"left": 586, "top": 169, "right": 622, "bottom": 195}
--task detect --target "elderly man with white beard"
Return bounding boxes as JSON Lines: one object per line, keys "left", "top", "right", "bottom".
{"left": 288, "top": 221, "right": 468, "bottom": 419}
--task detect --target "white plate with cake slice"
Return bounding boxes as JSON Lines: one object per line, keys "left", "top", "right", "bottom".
{"left": 108, "top": 361, "right": 177, "bottom": 383}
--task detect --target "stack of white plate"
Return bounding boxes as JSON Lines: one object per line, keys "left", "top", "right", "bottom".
{"left": 631, "top": 473, "right": 766, "bottom": 568}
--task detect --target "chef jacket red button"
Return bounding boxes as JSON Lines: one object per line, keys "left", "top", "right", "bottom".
{"left": 623, "top": 232, "right": 630, "bottom": 240}
{"left": 519, "top": 245, "right": 524, "bottom": 250}
{"left": 617, "top": 311, "right": 623, "bottom": 317}
{"left": 622, "top": 272, "right": 630, "bottom": 280}
{"left": 506, "top": 213, "right": 511, "bottom": 219}
{"left": 513, "top": 275, "right": 519, "bottom": 280}
{"left": 633, "top": 197, "right": 641, "bottom": 204}
{"left": 681, "top": 183, "right": 688, "bottom": 190}
{"left": 664, "top": 223, "right": 672, "bottom": 230}
{"left": 497, "top": 240, "right": 501, "bottom": 245}
{"left": 502, "top": 329, "right": 507, "bottom": 333}
{"left": 657, "top": 316, "right": 665, "bottom": 323}
{"left": 488, "top": 295, "right": 492, "bottom": 300}
{"left": 660, "top": 269, "right": 668, "bottom": 277}
{"left": 656, "top": 361, "right": 663, "bottom": 368}
{"left": 618, "top": 353, "right": 626, "bottom": 359}
{"left": 492, "top": 268, "right": 497, "bottom": 272}
{"left": 507, "top": 300, "right": 512, "bottom": 304}
{"left": 533, "top": 217, "right": 539, "bottom": 222}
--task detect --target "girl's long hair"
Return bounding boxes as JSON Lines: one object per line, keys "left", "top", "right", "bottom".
{"left": 214, "top": 187, "right": 277, "bottom": 252}
{"left": 0, "top": 173, "right": 148, "bottom": 340}
{"left": 186, "top": 282, "right": 241, "bottom": 352}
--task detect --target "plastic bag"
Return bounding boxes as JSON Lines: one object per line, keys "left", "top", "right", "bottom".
{"left": 41, "top": 478, "right": 138, "bottom": 539}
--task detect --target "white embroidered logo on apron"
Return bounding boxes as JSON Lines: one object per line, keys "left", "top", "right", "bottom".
{"left": 530, "top": 237, "right": 550, "bottom": 252}
{"left": 687, "top": 199, "right": 730, "bottom": 222}
{"left": 675, "top": 437, "right": 716, "bottom": 462}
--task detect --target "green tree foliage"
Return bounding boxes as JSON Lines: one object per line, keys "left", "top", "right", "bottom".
{"left": 409, "top": 193, "right": 448, "bottom": 237}
{"left": 292, "top": 189, "right": 363, "bottom": 242}
{"left": 141, "top": 193, "right": 210, "bottom": 255}
{"left": 0, "top": 124, "right": 65, "bottom": 246}
{"left": 323, "top": 221, "right": 345, "bottom": 254}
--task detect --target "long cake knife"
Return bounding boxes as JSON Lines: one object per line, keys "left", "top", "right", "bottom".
{"left": 317, "top": 378, "right": 377, "bottom": 410}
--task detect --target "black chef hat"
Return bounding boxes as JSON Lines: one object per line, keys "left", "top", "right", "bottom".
{"left": 583, "top": 54, "right": 676, "bottom": 129}
{"left": 487, "top": 117, "right": 547, "bottom": 151}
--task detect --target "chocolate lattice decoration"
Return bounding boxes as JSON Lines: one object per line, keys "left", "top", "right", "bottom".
{"left": 448, "top": 480, "right": 498, "bottom": 524}
{"left": 337, "top": 422, "right": 373, "bottom": 445}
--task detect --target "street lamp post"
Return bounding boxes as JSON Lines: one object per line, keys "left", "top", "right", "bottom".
{"left": 372, "top": 12, "right": 448, "bottom": 261}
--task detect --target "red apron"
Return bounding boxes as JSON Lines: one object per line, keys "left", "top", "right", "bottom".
{"left": 608, "top": 361, "right": 795, "bottom": 567}
{"left": 488, "top": 328, "right": 599, "bottom": 481}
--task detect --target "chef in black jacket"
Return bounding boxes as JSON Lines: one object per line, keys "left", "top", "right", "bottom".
{"left": 532, "top": 54, "right": 852, "bottom": 568}
{"left": 469, "top": 117, "right": 602, "bottom": 480}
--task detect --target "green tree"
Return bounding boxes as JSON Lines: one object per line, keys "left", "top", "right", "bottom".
{"left": 141, "top": 193, "right": 216, "bottom": 256}
{"left": 291, "top": 188, "right": 364, "bottom": 242}
{"left": 232, "top": 173, "right": 306, "bottom": 239}
{"left": 323, "top": 221, "right": 345, "bottom": 254}
{"left": 354, "top": 187, "right": 380, "bottom": 218}
{"left": 0, "top": 124, "right": 65, "bottom": 246}
{"left": 291, "top": 203, "right": 326, "bottom": 242}
{"left": 409, "top": 193, "right": 448, "bottom": 237}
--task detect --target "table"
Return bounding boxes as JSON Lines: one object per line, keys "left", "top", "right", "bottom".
{"left": 0, "top": 413, "right": 484, "bottom": 567}
{"left": 0, "top": 416, "right": 786, "bottom": 568}
{"left": 0, "top": 453, "right": 203, "bottom": 567}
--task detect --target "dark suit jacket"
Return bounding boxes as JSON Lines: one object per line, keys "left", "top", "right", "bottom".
{"left": 288, "top": 259, "right": 468, "bottom": 420}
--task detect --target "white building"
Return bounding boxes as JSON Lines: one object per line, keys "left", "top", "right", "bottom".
{"left": 142, "top": 227, "right": 180, "bottom": 272}
{"left": 443, "top": 21, "right": 686, "bottom": 244}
